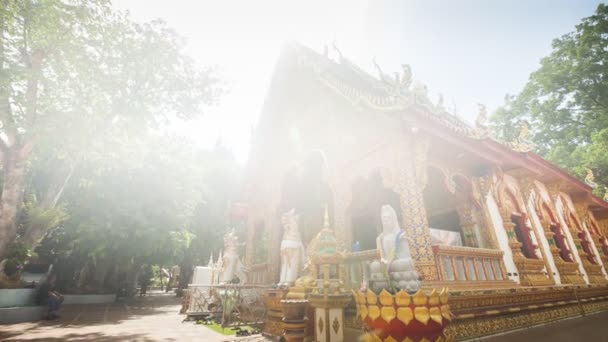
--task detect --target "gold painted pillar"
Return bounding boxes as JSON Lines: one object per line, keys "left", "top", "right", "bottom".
{"left": 389, "top": 135, "right": 438, "bottom": 281}
{"left": 245, "top": 218, "right": 256, "bottom": 267}
{"left": 267, "top": 212, "right": 281, "bottom": 284}
{"left": 475, "top": 176, "right": 501, "bottom": 250}
{"left": 331, "top": 179, "right": 353, "bottom": 252}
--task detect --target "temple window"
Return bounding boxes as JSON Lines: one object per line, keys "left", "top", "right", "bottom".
{"left": 350, "top": 171, "right": 401, "bottom": 251}
{"left": 589, "top": 218, "right": 608, "bottom": 258}
{"left": 571, "top": 214, "right": 597, "bottom": 264}
{"left": 550, "top": 222, "right": 573, "bottom": 262}
{"left": 423, "top": 168, "right": 476, "bottom": 248}
{"left": 511, "top": 212, "right": 538, "bottom": 259}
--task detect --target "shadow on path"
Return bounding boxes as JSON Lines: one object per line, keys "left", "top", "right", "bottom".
{"left": 482, "top": 310, "right": 608, "bottom": 342}
{"left": 0, "top": 291, "right": 205, "bottom": 342}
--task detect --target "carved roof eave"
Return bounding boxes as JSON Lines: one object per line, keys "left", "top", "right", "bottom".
{"left": 294, "top": 46, "right": 608, "bottom": 211}
{"left": 244, "top": 44, "right": 608, "bottom": 214}
{"left": 296, "top": 52, "right": 473, "bottom": 137}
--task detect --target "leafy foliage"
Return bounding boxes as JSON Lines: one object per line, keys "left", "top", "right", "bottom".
{"left": 0, "top": 0, "right": 222, "bottom": 263}
{"left": 36, "top": 138, "right": 241, "bottom": 292}
{"left": 492, "top": 4, "right": 608, "bottom": 196}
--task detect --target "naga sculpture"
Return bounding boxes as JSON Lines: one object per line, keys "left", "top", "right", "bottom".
{"left": 585, "top": 168, "right": 599, "bottom": 189}
{"left": 509, "top": 120, "right": 536, "bottom": 152}
{"left": 220, "top": 229, "right": 248, "bottom": 284}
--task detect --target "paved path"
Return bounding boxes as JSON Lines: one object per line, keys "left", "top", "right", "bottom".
{"left": 0, "top": 292, "right": 229, "bottom": 341}
{"left": 481, "top": 310, "right": 608, "bottom": 342}
{"left": 3, "top": 291, "right": 608, "bottom": 341}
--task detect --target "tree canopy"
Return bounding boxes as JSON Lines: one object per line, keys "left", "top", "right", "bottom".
{"left": 0, "top": 0, "right": 221, "bottom": 262}
{"left": 492, "top": 4, "right": 608, "bottom": 194}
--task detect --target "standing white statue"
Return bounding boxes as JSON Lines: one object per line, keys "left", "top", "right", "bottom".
{"left": 279, "top": 209, "right": 307, "bottom": 286}
{"left": 220, "top": 230, "right": 248, "bottom": 284}
{"left": 369, "top": 205, "right": 420, "bottom": 293}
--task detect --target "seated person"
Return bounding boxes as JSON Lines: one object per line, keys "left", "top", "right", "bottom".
{"left": 36, "top": 274, "right": 64, "bottom": 319}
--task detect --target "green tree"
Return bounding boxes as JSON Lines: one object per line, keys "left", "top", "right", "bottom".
{"left": 35, "top": 137, "right": 241, "bottom": 293}
{"left": 492, "top": 4, "right": 608, "bottom": 194}
{"left": 0, "top": 0, "right": 219, "bottom": 260}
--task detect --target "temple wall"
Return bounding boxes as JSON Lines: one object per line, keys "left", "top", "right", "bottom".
{"left": 486, "top": 190, "right": 520, "bottom": 283}
{"left": 555, "top": 195, "right": 589, "bottom": 284}
{"left": 527, "top": 193, "right": 561, "bottom": 284}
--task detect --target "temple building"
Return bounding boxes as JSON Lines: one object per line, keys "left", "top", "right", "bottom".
{"left": 242, "top": 44, "right": 608, "bottom": 340}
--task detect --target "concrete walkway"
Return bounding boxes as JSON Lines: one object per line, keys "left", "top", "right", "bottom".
{"left": 481, "top": 310, "right": 608, "bottom": 342}
{"left": 0, "top": 291, "right": 227, "bottom": 341}
{"left": 3, "top": 291, "right": 608, "bottom": 341}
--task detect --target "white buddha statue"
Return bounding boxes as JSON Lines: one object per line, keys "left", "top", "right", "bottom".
{"left": 369, "top": 205, "right": 420, "bottom": 293}
{"left": 279, "top": 209, "right": 307, "bottom": 286}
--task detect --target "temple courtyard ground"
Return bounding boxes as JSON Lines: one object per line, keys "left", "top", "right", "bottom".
{"left": 1, "top": 291, "right": 607, "bottom": 341}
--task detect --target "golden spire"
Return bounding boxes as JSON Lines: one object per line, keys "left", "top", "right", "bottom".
{"left": 323, "top": 204, "right": 331, "bottom": 230}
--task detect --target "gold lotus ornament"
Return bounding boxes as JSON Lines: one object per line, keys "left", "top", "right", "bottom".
{"left": 367, "top": 290, "right": 378, "bottom": 305}
{"left": 379, "top": 289, "right": 393, "bottom": 306}
{"left": 368, "top": 305, "right": 380, "bottom": 320}
{"left": 384, "top": 336, "right": 397, "bottom": 342}
{"left": 360, "top": 304, "right": 368, "bottom": 320}
{"left": 439, "top": 288, "right": 449, "bottom": 304}
{"left": 414, "top": 306, "right": 430, "bottom": 325}
{"left": 397, "top": 307, "right": 414, "bottom": 325}
{"left": 429, "top": 289, "right": 440, "bottom": 306}
{"left": 395, "top": 289, "right": 411, "bottom": 306}
{"left": 413, "top": 290, "right": 428, "bottom": 306}
{"left": 358, "top": 291, "right": 367, "bottom": 305}
{"left": 441, "top": 305, "right": 452, "bottom": 321}
{"left": 430, "top": 307, "right": 443, "bottom": 324}
{"left": 380, "top": 306, "right": 396, "bottom": 323}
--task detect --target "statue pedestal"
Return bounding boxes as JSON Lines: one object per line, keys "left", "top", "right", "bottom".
{"left": 263, "top": 288, "right": 288, "bottom": 338}
{"left": 281, "top": 299, "right": 309, "bottom": 342}
{"left": 308, "top": 294, "right": 352, "bottom": 342}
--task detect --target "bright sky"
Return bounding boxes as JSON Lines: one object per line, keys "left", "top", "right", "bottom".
{"left": 113, "top": 0, "right": 603, "bottom": 163}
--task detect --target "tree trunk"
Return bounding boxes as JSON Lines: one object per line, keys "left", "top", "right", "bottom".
{"left": 125, "top": 260, "right": 141, "bottom": 297}
{"left": 0, "top": 146, "right": 29, "bottom": 260}
{"left": 77, "top": 259, "right": 92, "bottom": 290}
{"left": 159, "top": 265, "right": 164, "bottom": 291}
{"left": 21, "top": 165, "right": 75, "bottom": 250}
{"left": 93, "top": 258, "right": 110, "bottom": 292}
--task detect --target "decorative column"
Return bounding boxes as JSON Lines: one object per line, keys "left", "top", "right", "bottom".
{"left": 389, "top": 135, "right": 438, "bottom": 281}
{"left": 245, "top": 218, "right": 256, "bottom": 267}
{"left": 475, "top": 176, "right": 502, "bottom": 250}
{"left": 267, "top": 212, "right": 281, "bottom": 284}
{"left": 331, "top": 179, "right": 353, "bottom": 252}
